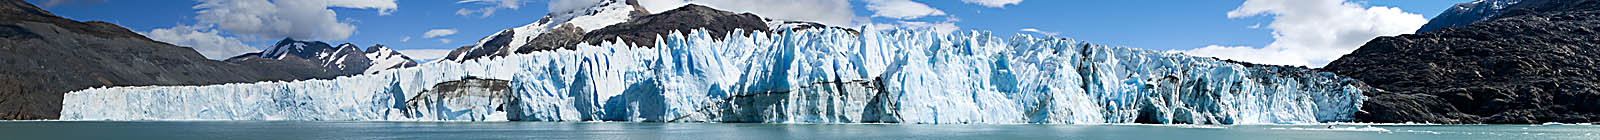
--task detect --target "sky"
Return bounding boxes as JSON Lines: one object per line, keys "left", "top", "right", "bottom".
{"left": 26, "top": 0, "right": 1470, "bottom": 67}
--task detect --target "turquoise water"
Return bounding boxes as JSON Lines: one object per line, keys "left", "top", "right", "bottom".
{"left": 0, "top": 121, "right": 1594, "bottom": 139}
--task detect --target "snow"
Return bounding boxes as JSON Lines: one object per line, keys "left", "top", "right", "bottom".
{"left": 364, "top": 46, "right": 416, "bottom": 74}
{"left": 452, "top": 0, "right": 639, "bottom": 61}
{"left": 61, "top": 26, "right": 1366, "bottom": 124}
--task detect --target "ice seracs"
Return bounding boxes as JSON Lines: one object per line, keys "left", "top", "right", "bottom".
{"left": 61, "top": 27, "right": 1367, "bottom": 124}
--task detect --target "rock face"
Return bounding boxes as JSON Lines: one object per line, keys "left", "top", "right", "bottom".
{"left": 581, "top": 4, "right": 769, "bottom": 48}
{"left": 0, "top": 0, "right": 333, "bottom": 119}
{"left": 405, "top": 78, "right": 511, "bottom": 121}
{"left": 1324, "top": 0, "right": 1600, "bottom": 124}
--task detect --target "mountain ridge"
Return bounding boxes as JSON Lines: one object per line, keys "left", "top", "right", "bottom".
{"left": 1326, "top": 0, "right": 1600, "bottom": 123}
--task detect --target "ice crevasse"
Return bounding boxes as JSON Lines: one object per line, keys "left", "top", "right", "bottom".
{"left": 61, "top": 27, "right": 1367, "bottom": 124}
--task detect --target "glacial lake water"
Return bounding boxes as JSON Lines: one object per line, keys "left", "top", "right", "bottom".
{"left": 0, "top": 121, "right": 1594, "bottom": 140}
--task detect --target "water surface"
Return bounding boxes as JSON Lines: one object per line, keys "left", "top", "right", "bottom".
{"left": 0, "top": 121, "right": 1593, "bottom": 139}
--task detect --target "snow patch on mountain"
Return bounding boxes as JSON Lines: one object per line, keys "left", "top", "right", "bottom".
{"left": 364, "top": 45, "right": 420, "bottom": 74}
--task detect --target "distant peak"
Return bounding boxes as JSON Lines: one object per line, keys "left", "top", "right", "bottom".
{"left": 364, "top": 45, "right": 392, "bottom": 53}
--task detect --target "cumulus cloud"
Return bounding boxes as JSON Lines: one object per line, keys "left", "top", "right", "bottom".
{"left": 961, "top": 0, "right": 1021, "bottom": 8}
{"left": 192, "top": 0, "right": 397, "bottom": 41}
{"left": 1019, "top": 28, "right": 1058, "bottom": 36}
{"left": 455, "top": 0, "right": 523, "bottom": 18}
{"left": 422, "top": 29, "right": 458, "bottom": 38}
{"left": 637, "top": 0, "right": 857, "bottom": 26}
{"left": 1179, "top": 0, "right": 1426, "bottom": 67}
{"left": 863, "top": 0, "right": 946, "bottom": 19}
{"left": 141, "top": 24, "right": 259, "bottom": 60}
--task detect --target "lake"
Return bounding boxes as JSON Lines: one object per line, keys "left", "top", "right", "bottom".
{"left": 0, "top": 121, "right": 1594, "bottom": 139}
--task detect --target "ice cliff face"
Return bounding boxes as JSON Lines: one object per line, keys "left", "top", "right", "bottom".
{"left": 60, "top": 27, "right": 1366, "bottom": 124}
{"left": 404, "top": 78, "right": 510, "bottom": 121}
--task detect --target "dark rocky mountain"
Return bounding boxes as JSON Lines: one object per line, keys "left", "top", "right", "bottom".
{"left": 1416, "top": 0, "right": 1600, "bottom": 33}
{"left": 441, "top": 0, "right": 649, "bottom": 62}
{"left": 1414, "top": 0, "right": 1521, "bottom": 34}
{"left": 0, "top": 0, "right": 339, "bottom": 119}
{"left": 1324, "top": 0, "right": 1600, "bottom": 124}
{"left": 226, "top": 38, "right": 398, "bottom": 76}
{"left": 443, "top": 2, "right": 787, "bottom": 62}
{"left": 580, "top": 4, "right": 769, "bottom": 48}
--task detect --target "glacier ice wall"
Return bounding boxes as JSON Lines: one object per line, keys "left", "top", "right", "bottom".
{"left": 61, "top": 27, "right": 1366, "bottom": 124}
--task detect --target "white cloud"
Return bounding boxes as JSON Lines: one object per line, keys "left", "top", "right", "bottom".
{"left": 439, "top": 39, "right": 453, "bottom": 43}
{"left": 423, "top": 29, "right": 458, "bottom": 38}
{"left": 548, "top": 0, "right": 603, "bottom": 14}
{"left": 192, "top": 0, "right": 398, "bottom": 41}
{"left": 637, "top": 0, "right": 857, "bottom": 26}
{"left": 1179, "top": 0, "right": 1426, "bottom": 67}
{"left": 400, "top": 36, "right": 411, "bottom": 42}
{"left": 863, "top": 0, "right": 946, "bottom": 19}
{"left": 325, "top": 0, "right": 399, "bottom": 15}
{"left": 455, "top": 0, "right": 523, "bottom": 18}
{"left": 1019, "top": 28, "right": 1058, "bottom": 36}
{"left": 961, "top": 0, "right": 1021, "bottom": 8}
{"left": 141, "top": 24, "right": 259, "bottom": 60}
{"left": 455, "top": 7, "right": 498, "bottom": 18}
{"left": 396, "top": 49, "right": 454, "bottom": 62}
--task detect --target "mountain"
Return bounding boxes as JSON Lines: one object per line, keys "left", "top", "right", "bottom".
{"left": 227, "top": 38, "right": 421, "bottom": 76}
{"left": 1416, "top": 0, "right": 1600, "bottom": 33}
{"left": 440, "top": 0, "right": 827, "bottom": 62}
{"left": 0, "top": 0, "right": 337, "bottom": 119}
{"left": 1414, "top": 0, "right": 1521, "bottom": 34}
{"left": 580, "top": 4, "right": 769, "bottom": 48}
{"left": 1324, "top": 0, "right": 1600, "bottom": 123}
{"left": 441, "top": 0, "right": 646, "bottom": 61}
{"left": 364, "top": 45, "right": 419, "bottom": 74}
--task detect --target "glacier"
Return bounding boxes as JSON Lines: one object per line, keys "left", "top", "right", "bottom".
{"left": 60, "top": 27, "right": 1366, "bottom": 124}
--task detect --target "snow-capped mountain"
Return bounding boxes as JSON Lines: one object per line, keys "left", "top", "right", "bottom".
{"left": 440, "top": 0, "right": 849, "bottom": 63}
{"left": 364, "top": 45, "right": 420, "bottom": 74}
{"left": 443, "top": 0, "right": 645, "bottom": 61}
{"left": 1415, "top": 0, "right": 1521, "bottom": 33}
{"left": 229, "top": 38, "right": 420, "bottom": 76}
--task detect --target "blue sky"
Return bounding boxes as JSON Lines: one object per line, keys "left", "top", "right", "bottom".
{"left": 27, "top": 0, "right": 1469, "bottom": 66}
